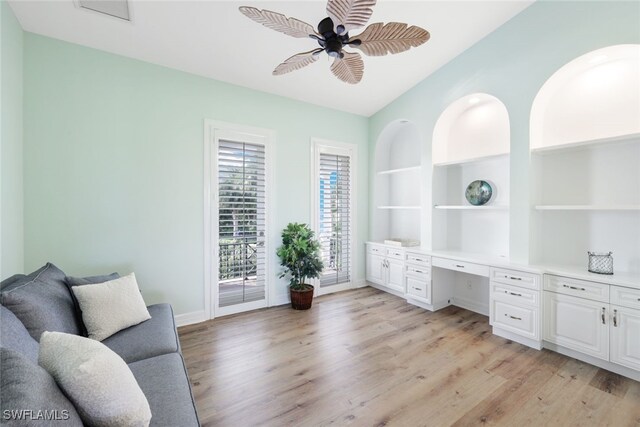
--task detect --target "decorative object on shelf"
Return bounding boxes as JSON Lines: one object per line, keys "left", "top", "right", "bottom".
{"left": 588, "top": 251, "right": 614, "bottom": 275}
{"left": 465, "top": 180, "right": 493, "bottom": 206}
{"left": 238, "top": 0, "right": 430, "bottom": 84}
{"left": 277, "top": 223, "right": 324, "bottom": 310}
{"left": 384, "top": 238, "right": 420, "bottom": 247}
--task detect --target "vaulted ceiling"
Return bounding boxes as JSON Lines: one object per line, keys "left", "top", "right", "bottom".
{"left": 9, "top": 1, "right": 534, "bottom": 116}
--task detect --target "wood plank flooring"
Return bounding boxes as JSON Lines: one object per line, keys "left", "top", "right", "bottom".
{"left": 178, "top": 287, "right": 640, "bottom": 427}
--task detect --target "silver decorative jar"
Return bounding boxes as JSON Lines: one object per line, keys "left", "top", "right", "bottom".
{"left": 587, "top": 251, "right": 613, "bottom": 275}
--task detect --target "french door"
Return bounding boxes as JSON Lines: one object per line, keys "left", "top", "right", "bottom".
{"left": 210, "top": 126, "right": 270, "bottom": 316}
{"left": 312, "top": 140, "right": 356, "bottom": 296}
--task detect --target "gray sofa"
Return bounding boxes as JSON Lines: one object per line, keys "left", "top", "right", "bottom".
{"left": 0, "top": 263, "right": 200, "bottom": 426}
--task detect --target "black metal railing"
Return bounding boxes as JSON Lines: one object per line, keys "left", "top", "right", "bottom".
{"left": 218, "top": 241, "right": 258, "bottom": 282}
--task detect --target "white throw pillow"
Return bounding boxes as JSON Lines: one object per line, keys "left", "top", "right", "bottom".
{"left": 38, "top": 331, "right": 152, "bottom": 427}
{"left": 72, "top": 273, "right": 151, "bottom": 341}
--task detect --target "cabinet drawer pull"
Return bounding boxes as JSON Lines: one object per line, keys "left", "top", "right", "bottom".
{"left": 505, "top": 291, "right": 522, "bottom": 297}
{"left": 414, "top": 258, "right": 424, "bottom": 262}
{"left": 413, "top": 269, "right": 424, "bottom": 274}
{"left": 563, "top": 284, "right": 586, "bottom": 291}
{"left": 412, "top": 286, "right": 423, "bottom": 291}
{"left": 455, "top": 264, "right": 465, "bottom": 268}
{"left": 613, "top": 309, "right": 618, "bottom": 327}
{"left": 505, "top": 314, "right": 522, "bottom": 321}
{"left": 601, "top": 307, "right": 606, "bottom": 325}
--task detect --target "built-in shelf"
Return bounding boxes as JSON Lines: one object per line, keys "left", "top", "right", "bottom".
{"left": 531, "top": 132, "right": 640, "bottom": 155}
{"left": 534, "top": 205, "right": 640, "bottom": 211}
{"left": 377, "top": 205, "right": 421, "bottom": 210}
{"left": 434, "top": 205, "right": 509, "bottom": 210}
{"left": 432, "top": 153, "right": 509, "bottom": 167}
{"left": 377, "top": 165, "right": 421, "bottom": 175}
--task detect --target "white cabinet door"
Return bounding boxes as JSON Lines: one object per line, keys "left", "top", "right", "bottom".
{"left": 544, "top": 292, "right": 609, "bottom": 361}
{"left": 610, "top": 305, "right": 640, "bottom": 371}
{"left": 386, "top": 258, "right": 405, "bottom": 293}
{"left": 366, "top": 253, "right": 385, "bottom": 285}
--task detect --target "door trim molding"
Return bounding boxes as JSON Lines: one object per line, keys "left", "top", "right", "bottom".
{"left": 204, "top": 119, "right": 276, "bottom": 320}
{"left": 309, "top": 137, "right": 358, "bottom": 297}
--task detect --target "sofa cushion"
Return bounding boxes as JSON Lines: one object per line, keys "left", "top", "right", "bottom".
{"left": 0, "top": 305, "right": 39, "bottom": 363}
{"left": 65, "top": 272, "right": 120, "bottom": 336}
{"left": 0, "top": 263, "right": 80, "bottom": 340}
{"left": 71, "top": 273, "right": 151, "bottom": 341}
{"left": 128, "top": 352, "right": 200, "bottom": 427}
{"left": 1, "top": 347, "right": 83, "bottom": 426}
{"left": 102, "top": 304, "right": 180, "bottom": 363}
{"left": 39, "top": 331, "right": 152, "bottom": 427}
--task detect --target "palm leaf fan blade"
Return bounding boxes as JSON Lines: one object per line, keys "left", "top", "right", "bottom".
{"left": 239, "top": 6, "right": 316, "bottom": 38}
{"left": 350, "top": 22, "right": 430, "bottom": 56}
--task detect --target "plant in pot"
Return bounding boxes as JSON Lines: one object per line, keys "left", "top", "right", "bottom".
{"left": 276, "top": 223, "right": 324, "bottom": 310}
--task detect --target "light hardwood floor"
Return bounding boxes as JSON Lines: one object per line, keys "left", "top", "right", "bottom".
{"left": 178, "top": 287, "right": 640, "bottom": 427}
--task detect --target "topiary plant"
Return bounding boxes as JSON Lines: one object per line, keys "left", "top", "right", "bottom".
{"left": 276, "top": 223, "right": 324, "bottom": 290}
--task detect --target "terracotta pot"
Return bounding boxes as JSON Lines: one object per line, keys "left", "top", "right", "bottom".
{"left": 290, "top": 285, "right": 314, "bottom": 310}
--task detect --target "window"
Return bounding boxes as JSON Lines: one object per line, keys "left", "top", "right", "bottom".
{"left": 313, "top": 141, "right": 356, "bottom": 291}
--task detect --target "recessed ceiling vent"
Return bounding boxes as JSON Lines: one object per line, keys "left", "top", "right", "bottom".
{"left": 77, "top": 0, "right": 130, "bottom": 21}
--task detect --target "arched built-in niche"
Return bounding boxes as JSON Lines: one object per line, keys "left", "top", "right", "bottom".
{"left": 531, "top": 44, "right": 640, "bottom": 150}
{"left": 529, "top": 45, "right": 640, "bottom": 274}
{"left": 433, "top": 93, "right": 510, "bottom": 166}
{"left": 372, "top": 120, "right": 423, "bottom": 243}
{"left": 431, "top": 93, "right": 511, "bottom": 259}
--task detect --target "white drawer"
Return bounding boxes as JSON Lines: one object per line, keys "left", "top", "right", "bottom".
{"left": 611, "top": 286, "right": 640, "bottom": 310}
{"left": 406, "top": 276, "right": 430, "bottom": 301}
{"left": 491, "top": 282, "right": 539, "bottom": 307}
{"left": 405, "top": 264, "right": 430, "bottom": 278}
{"left": 544, "top": 274, "right": 609, "bottom": 303}
{"left": 366, "top": 244, "right": 384, "bottom": 255}
{"left": 405, "top": 252, "right": 431, "bottom": 267}
{"left": 491, "top": 300, "right": 539, "bottom": 340}
{"left": 432, "top": 257, "right": 490, "bottom": 277}
{"left": 386, "top": 248, "right": 405, "bottom": 260}
{"left": 491, "top": 268, "right": 540, "bottom": 291}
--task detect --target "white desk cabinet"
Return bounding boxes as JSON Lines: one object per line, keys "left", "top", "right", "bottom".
{"left": 365, "top": 243, "right": 405, "bottom": 294}
{"left": 611, "top": 305, "right": 640, "bottom": 371}
{"left": 544, "top": 291, "right": 609, "bottom": 361}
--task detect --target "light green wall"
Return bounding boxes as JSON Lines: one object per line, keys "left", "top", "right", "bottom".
{"left": 1, "top": 0, "right": 24, "bottom": 279}
{"left": 23, "top": 34, "right": 368, "bottom": 314}
{"left": 368, "top": 0, "right": 640, "bottom": 264}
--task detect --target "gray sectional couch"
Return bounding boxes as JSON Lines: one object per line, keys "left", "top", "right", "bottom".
{"left": 0, "top": 263, "right": 200, "bottom": 426}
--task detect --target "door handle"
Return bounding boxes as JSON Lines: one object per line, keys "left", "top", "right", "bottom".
{"left": 613, "top": 309, "right": 618, "bottom": 327}
{"left": 601, "top": 307, "right": 606, "bottom": 325}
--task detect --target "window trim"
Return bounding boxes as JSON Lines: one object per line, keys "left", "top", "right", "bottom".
{"left": 310, "top": 138, "right": 357, "bottom": 296}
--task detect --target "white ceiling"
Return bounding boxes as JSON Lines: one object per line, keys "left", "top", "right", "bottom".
{"left": 9, "top": 0, "right": 534, "bottom": 116}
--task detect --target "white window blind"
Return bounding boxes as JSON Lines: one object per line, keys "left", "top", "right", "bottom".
{"left": 318, "top": 152, "right": 351, "bottom": 287}
{"left": 217, "top": 140, "right": 266, "bottom": 307}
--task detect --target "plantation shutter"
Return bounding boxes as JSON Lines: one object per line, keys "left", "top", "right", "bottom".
{"left": 217, "top": 140, "right": 266, "bottom": 307}
{"left": 318, "top": 152, "right": 351, "bottom": 287}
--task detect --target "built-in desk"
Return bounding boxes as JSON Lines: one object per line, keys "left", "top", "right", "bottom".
{"left": 365, "top": 242, "right": 640, "bottom": 381}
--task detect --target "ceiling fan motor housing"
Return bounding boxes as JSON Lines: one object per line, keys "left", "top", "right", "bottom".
{"left": 317, "top": 17, "right": 354, "bottom": 58}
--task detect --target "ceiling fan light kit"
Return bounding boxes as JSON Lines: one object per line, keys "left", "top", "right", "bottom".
{"left": 239, "top": 0, "right": 430, "bottom": 84}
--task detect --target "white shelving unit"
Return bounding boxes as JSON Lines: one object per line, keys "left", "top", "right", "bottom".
{"left": 529, "top": 44, "right": 640, "bottom": 275}
{"left": 431, "top": 93, "right": 511, "bottom": 260}
{"left": 372, "top": 121, "right": 423, "bottom": 244}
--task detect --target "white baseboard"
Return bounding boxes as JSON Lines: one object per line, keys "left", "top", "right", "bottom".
{"left": 354, "top": 279, "right": 367, "bottom": 288}
{"left": 174, "top": 310, "right": 207, "bottom": 327}
{"left": 543, "top": 341, "right": 640, "bottom": 382}
{"left": 271, "top": 292, "right": 290, "bottom": 307}
{"left": 493, "top": 327, "right": 542, "bottom": 350}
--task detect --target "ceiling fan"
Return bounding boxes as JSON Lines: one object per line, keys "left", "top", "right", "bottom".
{"left": 239, "top": 0, "right": 430, "bottom": 84}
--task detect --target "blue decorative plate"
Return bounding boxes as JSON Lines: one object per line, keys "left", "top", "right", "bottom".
{"left": 465, "top": 180, "right": 493, "bottom": 206}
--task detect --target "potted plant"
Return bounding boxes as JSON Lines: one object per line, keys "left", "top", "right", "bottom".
{"left": 276, "top": 223, "right": 324, "bottom": 310}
